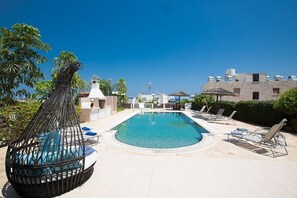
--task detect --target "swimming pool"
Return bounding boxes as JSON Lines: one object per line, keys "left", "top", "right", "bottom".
{"left": 114, "top": 112, "right": 209, "bottom": 149}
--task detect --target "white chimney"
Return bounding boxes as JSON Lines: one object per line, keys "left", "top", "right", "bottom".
{"left": 88, "top": 80, "right": 106, "bottom": 100}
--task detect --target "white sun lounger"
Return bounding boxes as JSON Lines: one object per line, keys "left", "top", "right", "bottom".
{"left": 208, "top": 111, "right": 237, "bottom": 125}
{"left": 193, "top": 106, "right": 206, "bottom": 116}
{"left": 203, "top": 108, "right": 225, "bottom": 120}
{"left": 227, "top": 119, "right": 288, "bottom": 157}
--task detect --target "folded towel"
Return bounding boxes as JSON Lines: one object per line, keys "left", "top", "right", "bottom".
{"left": 78, "top": 146, "right": 97, "bottom": 156}
{"left": 85, "top": 147, "right": 97, "bottom": 155}
{"left": 82, "top": 127, "right": 91, "bottom": 131}
{"left": 85, "top": 131, "right": 97, "bottom": 136}
{"left": 231, "top": 131, "right": 243, "bottom": 136}
{"left": 236, "top": 128, "right": 248, "bottom": 132}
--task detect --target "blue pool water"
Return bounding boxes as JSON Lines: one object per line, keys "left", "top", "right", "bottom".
{"left": 114, "top": 112, "right": 208, "bottom": 149}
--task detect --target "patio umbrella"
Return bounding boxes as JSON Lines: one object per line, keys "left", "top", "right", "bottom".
{"left": 169, "top": 91, "right": 190, "bottom": 110}
{"left": 202, "top": 88, "right": 235, "bottom": 103}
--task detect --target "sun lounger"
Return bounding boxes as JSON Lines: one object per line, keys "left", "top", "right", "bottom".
{"left": 67, "top": 127, "right": 100, "bottom": 145}
{"left": 203, "top": 108, "right": 225, "bottom": 120}
{"left": 227, "top": 119, "right": 288, "bottom": 157}
{"left": 204, "top": 106, "right": 212, "bottom": 114}
{"left": 83, "top": 131, "right": 101, "bottom": 145}
{"left": 193, "top": 106, "right": 206, "bottom": 116}
{"left": 208, "top": 111, "right": 236, "bottom": 125}
{"left": 249, "top": 118, "right": 287, "bottom": 146}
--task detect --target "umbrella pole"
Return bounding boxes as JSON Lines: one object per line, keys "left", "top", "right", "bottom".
{"left": 216, "top": 94, "right": 219, "bottom": 111}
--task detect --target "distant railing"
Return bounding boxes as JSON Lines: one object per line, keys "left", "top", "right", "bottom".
{"left": 121, "top": 103, "right": 186, "bottom": 109}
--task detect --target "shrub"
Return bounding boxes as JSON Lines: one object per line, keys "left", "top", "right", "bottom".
{"left": 0, "top": 102, "right": 83, "bottom": 143}
{"left": 75, "top": 105, "right": 81, "bottom": 119}
{"left": 0, "top": 102, "right": 41, "bottom": 143}
{"left": 236, "top": 100, "right": 286, "bottom": 126}
{"left": 274, "top": 88, "right": 297, "bottom": 131}
{"left": 215, "top": 101, "right": 237, "bottom": 118}
{"left": 117, "top": 106, "right": 125, "bottom": 112}
{"left": 180, "top": 99, "right": 190, "bottom": 104}
{"left": 192, "top": 94, "right": 215, "bottom": 110}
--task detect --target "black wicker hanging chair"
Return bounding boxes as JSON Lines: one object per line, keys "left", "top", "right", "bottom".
{"left": 5, "top": 62, "right": 97, "bottom": 198}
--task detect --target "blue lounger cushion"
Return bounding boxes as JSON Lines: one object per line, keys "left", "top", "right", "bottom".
{"left": 77, "top": 146, "right": 96, "bottom": 156}
{"left": 236, "top": 128, "right": 248, "bottom": 132}
{"left": 231, "top": 131, "right": 243, "bottom": 136}
{"left": 82, "top": 127, "right": 91, "bottom": 131}
{"left": 85, "top": 131, "right": 97, "bottom": 136}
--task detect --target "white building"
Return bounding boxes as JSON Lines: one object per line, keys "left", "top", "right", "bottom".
{"left": 137, "top": 93, "right": 169, "bottom": 104}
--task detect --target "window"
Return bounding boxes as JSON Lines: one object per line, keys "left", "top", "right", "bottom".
{"left": 253, "top": 92, "right": 259, "bottom": 100}
{"left": 233, "top": 88, "right": 240, "bottom": 95}
{"left": 253, "top": 74, "right": 259, "bottom": 82}
{"left": 273, "top": 88, "right": 280, "bottom": 95}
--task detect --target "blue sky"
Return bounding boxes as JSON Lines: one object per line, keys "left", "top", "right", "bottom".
{"left": 1, "top": 0, "right": 297, "bottom": 96}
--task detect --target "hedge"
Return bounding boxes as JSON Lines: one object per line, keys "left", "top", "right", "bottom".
{"left": 0, "top": 102, "right": 82, "bottom": 145}
{"left": 235, "top": 101, "right": 287, "bottom": 127}
{"left": 0, "top": 102, "right": 41, "bottom": 145}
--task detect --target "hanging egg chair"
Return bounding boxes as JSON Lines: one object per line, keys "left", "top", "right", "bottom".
{"left": 5, "top": 62, "right": 97, "bottom": 198}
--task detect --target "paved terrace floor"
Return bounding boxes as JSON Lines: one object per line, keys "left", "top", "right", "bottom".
{"left": 1, "top": 109, "right": 297, "bottom": 198}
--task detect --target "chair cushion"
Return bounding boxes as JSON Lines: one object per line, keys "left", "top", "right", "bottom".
{"left": 85, "top": 131, "right": 97, "bottom": 136}
{"left": 85, "top": 147, "right": 96, "bottom": 156}
{"left": 231, "top": 131, "right": 243, "bottom": 136}
{"left": 39, "top": 131, "right": 62, "bottom": 153}
{"left": 236, "top": 128, "right": 248, "bottom": 132}
{"left": 14, "top": 146, "right": 97, "bottom": 177}
{"left": 82, "top": 127, "right": 91, "bottom": 131}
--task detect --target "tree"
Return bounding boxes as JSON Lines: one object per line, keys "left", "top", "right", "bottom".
{"left": 274, "top": 88, "right": 297, "bottom": 130}
{"left": 274, "top": 88, "right": 297, "bottom": 117}
{"left": 33, "top": 80, "right": 54, "bottom": 101}
{"left": 52, "top": 51, "right": 87, "bottom": 95}
{"left": 0, "top": 23, "right": 50, "bottom": 104}
{"left": 192, "top": 94, "right": 215, "bottom": 110}
{"left": 194, "top": 94, "right": 215, "bottom": 106}
{"left": 115, "top": 78, "right": 128, "bottom": 105}
{"left": 100, "top": 79, "right": 113, "bottom": 96}
{"left": 32, "top": 51, "right": 87, "bottom": 101}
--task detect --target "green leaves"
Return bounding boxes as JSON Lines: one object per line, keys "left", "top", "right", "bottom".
{"left": 52, "top": 51, "right": 78, "bottom": 72}
{"left": 0, "top": 101, "right": 41, "bottom": 142}
{"left": 100, "top": 78, "right": 113, "bottom": 96}
{"left": 115, "top": 78, "right": 128, "bottom": 105}
{"left": 193, "top": 94, "right": 215, "bottom": 107}
{"left": 51, "top": 51, "right": 87, "bottom": 96}
{"left": 33, "top": 80, "right": 55, "bottom": 101}
{"left": 0, "top": 23, "right": 50, "bottom": 105}
{"left": 0, "top": 101, "right": 82, "bottom": 143}
{"left": 274, "top": 88, "right": 297, "bottom": 117}
{"left": 116, "top": 79, "right": 128, "bottom": 94}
